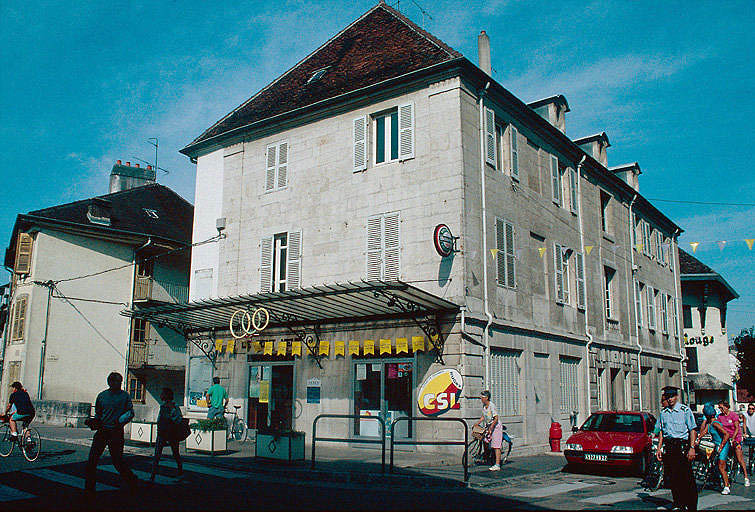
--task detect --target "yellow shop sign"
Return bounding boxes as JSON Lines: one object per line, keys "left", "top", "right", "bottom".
{"left": 417, "top": 369, "right": 463, "bottom": 416}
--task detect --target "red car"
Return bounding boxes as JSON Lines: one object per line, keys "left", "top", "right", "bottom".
{"left": 563, "top": 411, "right": 656, "bottom": 474}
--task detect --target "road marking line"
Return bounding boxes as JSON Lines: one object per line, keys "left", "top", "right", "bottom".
{"left": 24, "top": 469, "right": 117, "bottom": 491}
{"left": 698, "top": 493, "right": 750, "bottom": 509}
{"left": 0, "top": 484, "right": 35, "bottom": 502}
{"left": 581, "top": 489, "right": 670, "bottom": 505}
{"left": 161, "top": 460, "right": 241, "bottom": 479}
{"left": 100, "top": 465, "right": 176, "bottom": 486}
{"left": 513, "top": 481, "right": 596, "bottom": 498}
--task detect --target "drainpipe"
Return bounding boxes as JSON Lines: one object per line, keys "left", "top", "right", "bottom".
{"left": 671, "top": 228, "right": 685, "bottom": 396}
{"left": 575, "top": 156, "right": 591, "bottom": 417}
{"left": 478, "top": 82, "right": 493, "bottom": 388}
{"left": 627, "top": 194, "right": 642, "bottom": 411}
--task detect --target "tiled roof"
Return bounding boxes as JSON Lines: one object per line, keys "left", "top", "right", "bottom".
{"left": 183, "top": 2, "right": 461, "bottom": 153}
{"left": 679, "top": 249, "right": 715, "bottom": 275}
{"left": 27, "top": 184, "right": 194, "bottom": 243}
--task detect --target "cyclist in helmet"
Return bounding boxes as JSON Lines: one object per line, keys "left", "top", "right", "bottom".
{"left": 696, "top": 403, "right": 732, "bottom": 494}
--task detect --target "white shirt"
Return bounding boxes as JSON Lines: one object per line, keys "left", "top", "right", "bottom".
{"left": 483, "top": 402, "right": 498, "bottom": 428}
{"left": 745, "top": 411, "right": 755, "bottom": 437}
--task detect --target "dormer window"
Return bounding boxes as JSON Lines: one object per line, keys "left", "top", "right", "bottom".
{"left": 307, "top": 67, "right": 328, "bottom": 84}
{"left": 87, "top": 198, "right": 112, "bottom": 226}
{"left": 143, "top": 208, "right": 159, "bottom": 219}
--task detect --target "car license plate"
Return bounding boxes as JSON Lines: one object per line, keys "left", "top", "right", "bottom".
{"left": 585, "top": 453, "right": 607, "bottom": 462}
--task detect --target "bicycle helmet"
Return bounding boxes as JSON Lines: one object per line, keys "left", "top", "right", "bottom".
{"left": 702, "top": 403, "right": 716, "bottom": 418}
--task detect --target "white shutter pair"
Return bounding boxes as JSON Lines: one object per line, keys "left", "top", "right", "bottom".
{"left": 550, "top": 156, "right": 561, "bottom": 205}
{"left": 575, "top": 252, "right": 586, "bottom": 309}
{"left": 569, "top": 168, "right": 578, "bottom": 214}
{"left": 366, "top": 212, "right": 401, "bottom": 281}
{"left": 554, "top": 243, "right": 565, "bottom": 302}
{"left": 634, "top": 280, "right": 643, "bottom": 327}
{"left": 353, "top": 103, "right": 414, "bottom": 172}
{"left": 646, "top": 286, "right": 656, "bottom": 329}
{"left": 259, "top": 231, "right": 301, "bottom": 292}
{"left": 484, "top": 107, "right": 496, "bottom": 167}
{"left": 265, "top": 141, "right": 288, "bottom": 191}
{"left": 495, "top": 218, "right": 515, "bottom": 288}
{"left": 510, "top": 126, "right": 519, "bottom": 179}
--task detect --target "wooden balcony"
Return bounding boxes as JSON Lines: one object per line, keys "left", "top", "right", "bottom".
{"left": 128, "top": 339, "right": 186, "bottom": 370}
{"left": 133, "top": 276, "right": 188, "bottom": 304}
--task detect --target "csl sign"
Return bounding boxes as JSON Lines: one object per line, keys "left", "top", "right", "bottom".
{"left": 418, "top": 369, "right": 463, "bottom": 416}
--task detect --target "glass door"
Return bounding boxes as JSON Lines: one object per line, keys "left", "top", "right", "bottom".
{"left": 248, "top": 363, "right": 294, "bottom": 432}
{"left": 353, "top": 359, "right": 414, "bottom": 439}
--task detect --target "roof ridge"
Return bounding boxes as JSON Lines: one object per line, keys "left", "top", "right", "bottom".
{"left": 378, "top": 2, "right": 461, "bottom": 59}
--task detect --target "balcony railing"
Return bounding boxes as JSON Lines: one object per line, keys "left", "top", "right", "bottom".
{"left": 128, "top": 338, "right": 186, "bottom": 369}
{"left": 133, "top": 276, "right": 188, "bottom": 304}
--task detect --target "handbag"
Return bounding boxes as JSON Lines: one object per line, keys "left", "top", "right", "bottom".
{"left": 174, "top": 418, "right": 191, "bottom": 441}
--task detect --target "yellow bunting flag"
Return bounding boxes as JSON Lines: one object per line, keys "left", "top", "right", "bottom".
{"left": 259, "top": 381, "right": 269, "bottom": 404}
{"left": 746, "top": 239, "right": 755, "bottom": 250}
{"left": 412, "top": 336, "right": 425, "bottom": 352}
{"left": 636, "top": 243, "right": 643, "bottom": 252}
{"left": 380, "top": 339, "right": 392, "bottom": 355}
{"left": 538, "top": 247, "right": 546, "bottom": 258}
{"left": 215, "top": 339, "right": 224, "bottom": 352}
{"left": 277, "top": 341, "right": 287, "bottom": 356}
{"left": 252, "top": 341, "right": 263, "bottom": 353}
{"left": 319, "top": 340, "right": 329, "bottom": 355}
{"left": 263, "top": 342, "right": 273, "bottom": 355}
{"left": 349, "top": 340, "right": 360, "bottom": 356}
{"left": 430, "top": 334, "right": 440, "bottom": 348}
{"left": 364, "top": 339, "right": 375, "bottom": 355}
{"left": 396, "top": 337, "right": 408, "bottom": 354}
{"left": 690, "top": 242, "right": 700, "bottom": 253}
{"left": 226, "top": 339, "right": 235, "bottom": 354}
{"left": 717, "top": 241, "right": 727, "bottom": 251}
{"left": 291, "top": 341, "right": 302, "bottom": 357}
{"left": 335, "top": 341, "right": 345, "bottom": 357}
{"left": 585, "top": 245, "right": 594, "bottom": 255}
{"left": 490, "top": 248, "right": 499, "bottom": 258}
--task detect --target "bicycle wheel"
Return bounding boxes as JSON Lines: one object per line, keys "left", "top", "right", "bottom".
{"left": 693, "top": 457, "right": 710, "bottom": 491}
{"left": 501, "top": 438, "right": 512, "bottom": 464}
{"left": 0, "top": 424, "right": 14, "bottom": 457}
{"left": 644, "top": 459, "right": 664, "bottom": 491}
{"left": 467, "top": 438, "right": 482, "bottom": 464}
{"left": 21, "top": 428, "right": 41, "bottom": 462}
{"left": 727, "top": 456, "right": 739, "bottom": 484}
{"left": 231, "top": 418, "right": 247, "bottom": 442}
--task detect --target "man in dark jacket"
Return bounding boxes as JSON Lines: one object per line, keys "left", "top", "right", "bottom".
{"left": 4, "top": 381, "right": 35, "bottom": 438}
{"left": 85, "top": 372, "right": 137, "bottom": 494}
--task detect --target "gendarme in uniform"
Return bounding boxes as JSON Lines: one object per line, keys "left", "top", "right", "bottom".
{"left": 658, "top": 386, "right": 698, "bottom": 511}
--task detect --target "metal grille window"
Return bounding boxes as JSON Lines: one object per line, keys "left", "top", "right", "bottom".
{"left": 490, "top": 349, "right": 521, "bottom": 416}
{"left": 560, "top": 356, "right": 580, "bottom": 415}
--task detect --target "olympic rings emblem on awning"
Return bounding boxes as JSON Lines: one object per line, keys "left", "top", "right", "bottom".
{"left": 229, "top": 307, "right": 270, "bottom": 339}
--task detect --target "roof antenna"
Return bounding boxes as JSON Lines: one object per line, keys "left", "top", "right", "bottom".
{"left": 134, "top": 138, "right": 170, "bottom": 174}
{"left": 410, "top": 0, "right": 433, "bottom": 29}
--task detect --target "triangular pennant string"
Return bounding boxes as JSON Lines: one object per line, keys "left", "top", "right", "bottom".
{"left": 690, "top": 242, "right": 700, "bottom": 253}
{"left": 717, "top": 241, "right": 726, "bottom": 251}
{"left": 537, "top": 247, "right": 546, "bottom": 258}
{"left": 585, "top": 245, "right": 594, "bottom": 255}
{"left": 490, "top": 248, "right": 499, "bottom": 258}
{"left": 746, "top": 239, "right": 755, "bottom": 250}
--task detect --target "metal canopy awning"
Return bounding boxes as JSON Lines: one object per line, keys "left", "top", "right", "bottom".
{"left": 122, "top": 281, "right": 459, "bottom": 364}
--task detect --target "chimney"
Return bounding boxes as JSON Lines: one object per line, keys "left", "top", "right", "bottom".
{"left": 116, "top": 159, "right": 122, "bottom": 165}
{"left": 108, "top": 159, "right": 157, "bottom": 193}
{"left": 527, "top": 95, "right": 569, "bottom": 133}
{"left": 478, "top": 31, "right": 491, "bottom": 76}
{"left": 135, "top": 163, "right": 140, "bottom": 168}
{"left": 574, "top": 132, "right": 610, "bottom": 167}
{"left": 147, "top": 165, "right": 152, "bottom": 170}
{"left": 610, "top": 162, "right": 641, "bottom": 192}
{"left": 126, "top": 161, "right": 131, "bottom": 167}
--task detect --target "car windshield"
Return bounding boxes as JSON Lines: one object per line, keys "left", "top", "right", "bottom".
{"left": 580, "top": 413, "right": 644, "bottom": 433}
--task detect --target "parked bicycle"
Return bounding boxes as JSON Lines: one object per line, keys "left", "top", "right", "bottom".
{"left": 643, "top": 437, "right": 665, "bottom": 491}
{"left": 468, "top": 424, "right": 512, "bottom": 467}
{"left": 225, "top": 405, "right": 248, "bottom": 442}
{"left": 0, "top": 414, "right": 41, "bottom": 461}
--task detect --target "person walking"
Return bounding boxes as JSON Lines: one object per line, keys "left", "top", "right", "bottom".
{"left": 657, "top": 386, "right": 697, "bottom": 511}
{"left": 85, "top": 372, "right": 137, "bottom": 495}
{"left": 205, "top": 377, "right": 228, "bottom": 420}
{"left": 150, "top": 388, "right": 183, "bottom": 481}
{"left": 717, "top": 399, "right": 750, "bottom": 486}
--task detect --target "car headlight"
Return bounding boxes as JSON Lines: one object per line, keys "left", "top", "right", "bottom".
{"left": 610, "top": 445, "right": 633, "bottom": 454}
{"left": 563, "top": 443, "right": 583, "bottom": 451}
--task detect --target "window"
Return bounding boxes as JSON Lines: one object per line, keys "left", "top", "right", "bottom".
{"left": 597, "top": 368, "right": 609, "bottom": 410}
{"left": 509, "top": 125, "right": 519, "bottom": 179}
{"left": 624, "top": 372, "right": 633, "bottom": 410}
{"left": 353, "top": 360, "right": 414, "bottom": 439}
{"left": 307, "top": 67, "right": 328, "bottom": 84}
{"left": 355, "top": 104, "right": 414, "bottom": 171}
{"left": 634, "top": 280, "right": 644, "bottom": 327}
{"left": 560, "top": 356, "right": 580, "bottom": 415}
{"left": 131, "top": 317, "right": 148, "bottom": 344}
{"left": 647, "top": 286, "right": 656, "bottom": 330}
{"left": 260, "top": 231, "right": 302, "bottom": 292}
{"left": 484, "top": 107, "right": 496, "bottom": 167}
{"left": 554, "top": 244, "right": 570, "bottom": 303}
{"left": 136, "top": 256, "right": 154, "bottom": 278}
{"left": 575, "top": 252, "right": 586, "bottom": 309}
{"left": 685, "top": 347, "right": 699, "bottom": 373}
{"left": 374, "top": 110, "right": 398, "bottom": 164}
{"left": 367, "top": 212, "right": 400, "bottom": 281}
{"left": 568, "top": 168, "right": 578, "bottom": 214}
{"left": 495, "top": 218, "right": 515, "bottom": 288}
{"left": 550, "top": 155, "right": 561, "bottom": 205}
{"left": 14, "top": 233, "right": 33, "bottom": 275}
{"left": 143, "top": 208, "right": 159, "bottom": 219}
{"left": 655, "top": 231, "right": 664, "bottom": 262}
{"left": 642, "top": 221, "right": 652, "bottom": 257}
{"left": 660, "top": 293, "right": 669, "bottom": 334}
{"left": 127, "top": 373, "right": 145, "bottom": 402}
{"left": 265, "top": 140, "right": 288, "bottom": 191}
{"left": 673, "top": 297, "right": 679, "bottom": 336}
{"left": 10, "top": 295, "right": 28, "bottom": 342}
{"left": 698, "top": 306, "right": 707, "bottom": 333}
{"left": 632, "top": 214, "right": 640, "bottom": 248}
{"left": 495, "top": 124, "right": 504, "bottom": 171}
{"left": 491, "top": 349, "right": 521, "bottom": 416}
{"left": 682, "top": 305, "right": 693, "bottom": 329}
{"left": 600, "top": 191, "right": 611, "bottom": 232}
{"left": 604, "top": 266, "right": 616, "bottom": 319}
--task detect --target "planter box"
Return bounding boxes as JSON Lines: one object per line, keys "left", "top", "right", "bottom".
{"left": 255, "top": 432, "right": 305, "bottom": 462}
{"left": 130, "top": 421, "right": 157, "bottom": 444}
{"left": 186, "top": 428, "right": 227, "bottom": 453}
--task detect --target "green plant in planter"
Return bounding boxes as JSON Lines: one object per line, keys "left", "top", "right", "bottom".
{"left": 190, "top": 417, "right": 227, "bottom": 432}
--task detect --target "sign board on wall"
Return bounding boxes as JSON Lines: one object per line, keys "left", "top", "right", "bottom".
{"left": 417, "top": 369, "right": 463, "bottom": 416}
{"left": 307, "top": 378, "right": 321, "bottom": 404}
{"left": 187, "top": 356, "right": 213, "bottom": 410}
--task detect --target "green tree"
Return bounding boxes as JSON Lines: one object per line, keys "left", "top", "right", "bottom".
{"left": 734, "top": 327, "right": 755, "bottom": 395}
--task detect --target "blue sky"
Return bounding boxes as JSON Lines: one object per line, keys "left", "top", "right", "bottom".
{"left": 1, "top": 0, "right": 753, "bottom": 336}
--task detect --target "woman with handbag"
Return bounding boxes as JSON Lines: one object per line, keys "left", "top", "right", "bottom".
{"left": 150, "top": 387, "right": 183, "bottom": 481}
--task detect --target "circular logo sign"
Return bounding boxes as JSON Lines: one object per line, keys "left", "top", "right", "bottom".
{"left": 417, "top": 368, "right": 463, "bottom": 416}
{"left": 433, "top": 224, "right": 455, "bottom": 257}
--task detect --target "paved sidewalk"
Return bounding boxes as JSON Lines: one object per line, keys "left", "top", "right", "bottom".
{"left": 36, "top": 425, "right": 567, "bottom": 489}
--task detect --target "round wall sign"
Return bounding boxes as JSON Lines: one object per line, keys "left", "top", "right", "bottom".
{"left": 417, "top": 368, "right": 463, "bottom": 416}
{"left": 433, "top": 224, "right": 455, "bottom": 257}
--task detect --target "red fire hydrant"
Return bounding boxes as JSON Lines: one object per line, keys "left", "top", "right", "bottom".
{"left": 549, "top": 421, "right": 562, "bottom": 452}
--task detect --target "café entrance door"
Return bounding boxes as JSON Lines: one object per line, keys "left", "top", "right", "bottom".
{"left": 248, "top": 363, "right": 294, "bottom": 431}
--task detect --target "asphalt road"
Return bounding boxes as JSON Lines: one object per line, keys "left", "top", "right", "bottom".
{"left": 1, "top": 438, "right": 753, "bottom": 510}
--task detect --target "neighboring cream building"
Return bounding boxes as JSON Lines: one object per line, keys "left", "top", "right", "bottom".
{"left": 679, "top": 249, "right": 738, "bottom": 408}
{"left": 1, "top": 163, "right": 193, "bottom": 421}
{"left": 132, "top": 3, "right": 684, "bottom": 454}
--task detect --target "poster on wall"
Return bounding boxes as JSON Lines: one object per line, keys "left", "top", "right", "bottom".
{"left": 188, "top": 356, "right": 213, "bottom": 410}
{"left": 306, "top": 378, "right": 321, "bottom": 404}
{"left": 417, "top": 368, "right": 463, "bottom": 416}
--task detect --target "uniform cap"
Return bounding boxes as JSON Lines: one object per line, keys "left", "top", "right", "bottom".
{"left": 661, "top": 386, "right": 679, "bottom": 398}
{"left": 702, "top": 404, "right": 716, "bottom": 418}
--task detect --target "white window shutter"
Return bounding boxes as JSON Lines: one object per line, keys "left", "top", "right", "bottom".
{"left": 510, "top": 126, "right": 519, "bottom": 178}
{"left": 260, "top": 236, "right": 273, "bottom": 292}
{"left": 286, "top": 230, "right": 301, "bottom": 290}
{"left": 366, "top": 216, "right": 382, "bottom": 281}
{"left": 505, "top": 221, "right": 516, "bottom": 288}
{"left": 353, "top": 116, "right": 368, "bottom": 171}
{"left": 277, "top": 141, "right": 288, "bottom": 188}
{"left": 265, "top": 145, "right": 277, "bottom": 191}
{"left": 398, "top": 103, "right": 414, "bottom": 160}
{"left": 484, "top": 107, "right": 496, "bottom": 166}
{"left": 554, "top": 243, "right": 564, "bottom": 302}
{"left": 576, "top": 252, "right": 586, "bottom": 309}
{"left": 569, "top": 168, "right": 578, "bottom": 214}
{"left": 383, "top": 212, "right": 401, "bottom": 281}
{"left": 551, "top": 155, "right": 560, "bottom": 205}
{"left": 495, "top": 218, "right": 506, "bottom": 286}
